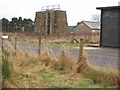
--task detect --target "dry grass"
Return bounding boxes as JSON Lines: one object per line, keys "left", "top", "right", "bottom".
{"left": 3, "top": 47, "right": 85, "bottom": 88}
{"left": 43, "top": 39, "right": 69, "bottom": 44}
{"left": 2, "top": 41, "right": 119, "bottom": 88}
{"left": 81, "top": 64, "right": 120, "bottom": 87}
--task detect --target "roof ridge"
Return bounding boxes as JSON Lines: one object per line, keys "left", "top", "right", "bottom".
{"left": 82, "top": 20, "right": 100, "bottom": 23}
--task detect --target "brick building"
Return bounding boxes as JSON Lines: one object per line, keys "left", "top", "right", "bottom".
{"left": 74, "top": 21, "right": 100, "bottom": 42}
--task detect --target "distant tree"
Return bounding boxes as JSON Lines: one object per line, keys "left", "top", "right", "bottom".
{"left": 91, "top": 13, "right": 101, "bottom": 22}
{"left": 17, "top": 17, "right": 22, "bottom": 30}
{"left": 22, "top": 18, "right": 34, "bottom": 32}
{"left": 18, "top": 17, "right": 22, "bottom": 22}
{"left": 11, "top": 17, "right": 18, "bottom": 23}
{"left": 18, "top": 17, "right": 22, "bottom": 25}
{"left": 27, "top": 18, "right": 34, "bottom": 28}
{"left": 9, "top": 21, "right": 13, "bottom": 32}
{"left": 22, "top": 18, "right": 28, "bottom": 26}
{"left": 10, "top": 17, "right": 18, "bottom": 32}
{"left": 2, "top": 18, "right": 9, "bottom": 32}
{"left": 2, "top": 17, "right": 34, "bottom": 32}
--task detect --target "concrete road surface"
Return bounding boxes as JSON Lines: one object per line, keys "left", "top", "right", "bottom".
{"left": 83, "top": 47, "right": 119, "bottom": 70}
{"left": 3, "top": 40, "right": 119, "bottom": 70}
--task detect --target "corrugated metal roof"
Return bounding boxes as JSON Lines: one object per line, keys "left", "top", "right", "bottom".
{"left": 96, "top": 6, "right": 120, "bottom": 10}
{"left": 82, "top": 21, "right": 100, "bottom": 30}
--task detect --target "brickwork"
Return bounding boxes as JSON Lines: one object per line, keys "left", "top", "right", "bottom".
{"left": 34, "top": 10, "right": 68, "bottom": 35}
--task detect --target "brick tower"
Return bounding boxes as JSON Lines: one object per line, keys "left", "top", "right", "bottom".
{"left": 34, "top": 5, "right": 68, "bottom": 35}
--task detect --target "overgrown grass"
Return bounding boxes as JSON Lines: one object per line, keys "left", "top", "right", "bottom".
{"left": 39, "top": 69, "right": 70, "bottom": 88}
{"left": 44, "top": 41, "right": 100, "bottom": 48}
{"left": 71, "top": 79, "right": 102, "bottom": 88}
{"left": 81, "top": 65, "right": 119, "bottom": 88}
{"left": 2, "top": 47, "right": 119, "bottom": 88}
{"left": 38, "top": 68, "right": 105, "bottom": 88}
{"left": 2, "top": 49, "right": 13, "bottom": 80}
{"left": 2, "top": 49, "right": 13, "bottom": 88}
{"left": 2, "top": 56, "right": 11, "bottom": 80}
{"left": 45, "top": 42, "right": 79, "bottom": 48}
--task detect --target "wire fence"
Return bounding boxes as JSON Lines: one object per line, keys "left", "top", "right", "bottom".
{"left": 1, "top": 32, "right": 118, "bottom": 70}
{"left": 1, "top": 32, "right": 99, "bottom": 63}
{"left": 1, "top": 32, "right": 85, "bottom": 61}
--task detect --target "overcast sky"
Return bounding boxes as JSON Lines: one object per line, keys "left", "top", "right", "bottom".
{"left": 0, "top": 0, "right": 119, "bottom": 25}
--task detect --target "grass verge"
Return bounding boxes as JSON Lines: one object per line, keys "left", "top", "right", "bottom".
{"left": 2, "top": 48, "right": 119, "bottom": 88}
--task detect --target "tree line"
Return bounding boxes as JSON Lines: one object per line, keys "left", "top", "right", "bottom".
{"left": 2, "top": 17, "right": 34, "bottom": 32}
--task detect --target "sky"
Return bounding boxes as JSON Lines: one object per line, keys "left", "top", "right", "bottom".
{"left": 0, "top": 0, "right": 119, "bottom": 26}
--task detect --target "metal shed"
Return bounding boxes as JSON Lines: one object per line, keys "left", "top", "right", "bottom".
{"left": 97, "top": 6, "right": 120, "bottom": 48}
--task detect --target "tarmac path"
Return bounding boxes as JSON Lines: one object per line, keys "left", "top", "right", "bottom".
{"left": 3, "top": 40, "right": 119, "bottom": 70}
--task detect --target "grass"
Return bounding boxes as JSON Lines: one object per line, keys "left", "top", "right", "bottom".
{"left": 39, "top": 68, "right": 104, "bottom": 88}
{"left": 38, "top": 68, "right": 103, "bottom": 88}
{"left": 2, "top": 50, "right": 12, "bottom": 80}
{"left": 2, "top": 49, "right": 13, "bottom": 88}
{"left": 39, "top": 69, "right": 69, "bottom": 88}
{"left": 44, "top": 41, "right": 99, "bottom": 48}
{"left": 81, "top": 64, "right": 119, "bottom": 88}
{"left": 2, "top": 49, "right": 118, "bottom": 88}
{"left": 71, "top": 79, "right": 101, "bottom": 88}
{"left": 2, "top": 37, "right": 119, "bottom": 88}
{"left": 44, "top": 42, "right": 79, "bottom": 48}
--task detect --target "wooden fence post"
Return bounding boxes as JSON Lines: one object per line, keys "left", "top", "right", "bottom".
{"left": 71, "top": 32, "right": 74, "bottom": 43}
{"left": 38, "top": 35, "right": 41, "bottom": 55}
{"left": 14, "top": 36, "right": 17, "bottom": 54}
{"left": 79, "top": 39, "right": 84, "bottom": 62}
{"left": 2, "top": 37, "right": 3, "bottom": 53}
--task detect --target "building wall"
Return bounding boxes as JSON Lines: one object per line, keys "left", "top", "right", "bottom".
{"left": 34, "top": 10, "right": 68, "bottom": 35}
{"left": 91, "top": 30, "right": 100, "bottom": 43}
{"left": 74, "top": 23, "right": 92, "bottom": 41}
{"left": 74, "top": 23, "right": 100, "bottom": 42}
{"left": 101, "top": 9, "right": 119, "bottom": 47}
{"left": 34, "top": 12, "right": 46, "bottom": 34}
{"left": 56, "top": 11, "right": 68, "bottom": 34}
